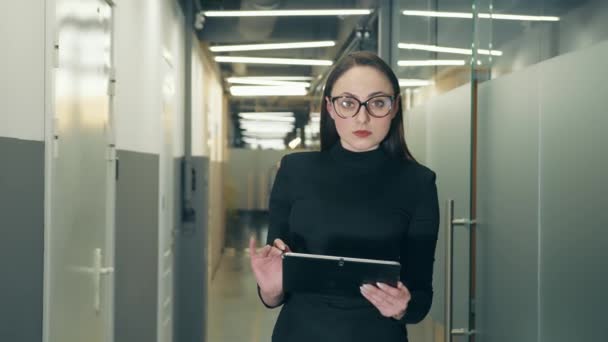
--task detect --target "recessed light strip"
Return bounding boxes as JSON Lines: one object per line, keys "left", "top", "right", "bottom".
{"left": 239, "top": 76, "right": 314, "bottom": 81}
{"left": 230, "top": 86, "right": 308, "bottom": 96}
{"left": 398, "top": 79, "right": 434, "bottom": 87}
{"left": 227, "top": 77, "right": 310, "bottom": 87}
{"left": 210, "top": 41, "right": 335, "bottom": 52}
{"left": 216, "top": 56, "right": 333, "bottom": 66}
{"left": 203, "top": 9, "right": 373, "bottom": 17}
{"left": 398, "top": 43, "right": 502, "bottom": 56}
{"left": 402, "top": 10, "right": 559, "bottom": 21}
{"left": 398, "top": 60, "right": 466, "bottom": 66}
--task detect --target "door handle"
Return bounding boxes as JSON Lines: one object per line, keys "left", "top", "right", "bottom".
{"left": 445, "top": 199, "right": 477, "bottom": 342}
{"left": 93, "top": 248, "right": 114, "bottom": 313}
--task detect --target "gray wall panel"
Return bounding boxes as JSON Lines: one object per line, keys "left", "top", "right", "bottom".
{"left": 539, "top": 40, "right": 608, "bottom": 342}
{"left": 0, "top": 137, "right": 44, "bottom": 342}
{"left": 476, "top": 69, "right": 541, "bottom": 342}
{"left": 114, "top": 150, "right": 159, "bottom": 342}
{"left": 175, "top": 156, "right": 209, "bottom": 342}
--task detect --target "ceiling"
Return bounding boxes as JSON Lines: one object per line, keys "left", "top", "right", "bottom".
{"left": 197, "top": 0, "right": 379, "bottom": 149}
{"left": 194, "top": 0, "right": 586, "bottom": 150}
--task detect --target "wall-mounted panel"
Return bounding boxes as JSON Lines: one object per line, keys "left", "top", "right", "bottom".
{"left": 476, "top": 67, "right": 541, "bottom": 342}
{"left": 539, "top": 39, "right": 608, "bottom": 342}
{"left": 0, "top": 1, "right": 45, "bottom": 141}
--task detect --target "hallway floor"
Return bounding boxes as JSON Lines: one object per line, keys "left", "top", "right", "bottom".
{"left": 208, "top": 212, "right": 279, "bottom": 342}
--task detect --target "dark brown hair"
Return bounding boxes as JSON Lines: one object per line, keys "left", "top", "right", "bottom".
{"left": 319, "top": 51, "right": 415, "bottom": 161}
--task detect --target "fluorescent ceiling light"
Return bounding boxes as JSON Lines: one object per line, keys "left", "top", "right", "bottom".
{"left": 210, "top": 41, "right": 335, "bottom": 52}
{"left": 242, "top": 126, "right": 294, "bottom": 133}
{"left": 239, "top": 113, "right": 296, "bottom": 122}
{"left": 398, "top": 79, "right": 434, "bottom": 87}
{"left": 227, "top": 77, "right": 310, "bottom": 87}
{"left": 203, "top": 9, "right": 373, "bottom": 17}
{"left": 233, "top": 76, "right": 314, "bottom": 81}
{"left": 240, "top": 111, "right": 294, "bottom": 117}
{"left": 288, "top": 137, "right": 302, "bottom": 149}
{"left": 479, "top": 13, "right": 559, "bottom": 21}
{"left": 240, "top": 120, "right": 294, "bottom": 128}
{"left": 216, "top": 56, "right": 332, "bottom": 66}
{"left": 239, "top": 120, "right": 293, "bottom": 128}
{"left": 402, "top": 10, "right": 473, "bottom": 19}
{"left": 402, "top": 10, "right": 559, "bottom": 21}
{"left": 398, "top": 60, "right": 466, "bottom": 66}
{"left": 242, "top": 131, "right": 289, "bottom": 138}
{"left": 230, "top": 86, "right": 308, "bottom": 97}
{"left": 398, "top": 43, "right": 502, "bottom": 56}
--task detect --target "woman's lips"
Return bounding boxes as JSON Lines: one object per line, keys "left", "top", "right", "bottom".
{"left": 354, "top": 130, "right": 372, "bottom": 138}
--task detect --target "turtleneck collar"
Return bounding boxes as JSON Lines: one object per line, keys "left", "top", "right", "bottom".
{"left": 328, "top": 141, "right": 389, "bottom": 169}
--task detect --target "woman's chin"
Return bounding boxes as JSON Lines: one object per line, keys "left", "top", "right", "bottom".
{"left": 342, "top": 139, "right": 380, "bottom": 152}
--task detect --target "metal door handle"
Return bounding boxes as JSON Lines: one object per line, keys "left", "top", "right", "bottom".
{"left": 445, "top": 199, "right": 477, "bottom": 342}
{"left": 93, "top": 248, "right": 114, "bottom": 313}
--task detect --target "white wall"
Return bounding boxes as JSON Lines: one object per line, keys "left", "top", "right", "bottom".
{"left": 114, "top": 0, "right": 162, "bottom": 154}
{"left": 191, "top": 45, "right": 207, "bottom": 157}
{"left": 0, "top": 1, "right": 45, "bottom": 141}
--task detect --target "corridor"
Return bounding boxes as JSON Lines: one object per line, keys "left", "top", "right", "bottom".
{"left": 1, "top": 0, "right": 607, "bottom": 342}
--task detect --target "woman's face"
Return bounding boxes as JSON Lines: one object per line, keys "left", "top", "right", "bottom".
{"left": 326, "top": 66, "right": 398, "bottom": 152}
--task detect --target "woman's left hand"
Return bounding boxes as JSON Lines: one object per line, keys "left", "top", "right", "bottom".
{"left": 360, "top": 281, "right": 411, "bottom": 320}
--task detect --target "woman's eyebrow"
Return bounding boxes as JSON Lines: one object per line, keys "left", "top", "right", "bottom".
{"left": 335, "top": 91, "right": 390, "bottom": 98}
{"left": 367, "top": 91, "right": 390, "bottom": 97}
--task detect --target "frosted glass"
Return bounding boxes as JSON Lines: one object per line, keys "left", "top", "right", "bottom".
{"left": 539, "top": 40, "right": 608, "bottom": 342}
{"left": 47, "top": 1, "right": 114, "bottom": 341}
{"left": 476, "top": 67, "right": 542, "bottom": 342}
{"left": 403, "top": 103, "right": 429, "bottom": 165}
{"left": 410, "top": 84, "right": 471, "bottom": 330}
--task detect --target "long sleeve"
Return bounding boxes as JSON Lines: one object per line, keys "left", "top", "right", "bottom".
{"left": 257, "top": 155, "right": 293, "bottom": 308}
{"left": 266, "top": 156, "right": 293, "bottom": 246}
{"left": 397, "top": 170, "right": 440, "bottom": 324}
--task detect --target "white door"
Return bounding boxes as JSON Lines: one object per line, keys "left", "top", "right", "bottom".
{"left": 45, "top": 1, "right": 116, "bottom": 342}
{"left": 159, "top": 53, "right": 176, "bottom": 342}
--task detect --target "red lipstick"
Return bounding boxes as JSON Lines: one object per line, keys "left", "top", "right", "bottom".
{"left": 354, "top": 130, "right": 372, "bottom": 138}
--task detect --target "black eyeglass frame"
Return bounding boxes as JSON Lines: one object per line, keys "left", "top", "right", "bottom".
{"left": 328, "top": 94, "right": 397, "bottom": 118}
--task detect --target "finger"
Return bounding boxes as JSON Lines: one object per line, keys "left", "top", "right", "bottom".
{"left": 397, "top": 282, "right": 412, "bottom": 299}
{"left": 268, "top": 246, "right": 284, "bottom": 257}
{"left": 360, "top": 286, "right": 392, "bottom": 316}
{"left": 273, "top": 239, "right": 290, "bottom": 252}
{"left": 258, "top": 245, "right": 272, "bottom": 258}
{"left": 361, "top": 285, "right": 391, "bottom": 308}
{"left": 376, "top": 282, "right": 403, "bottom": 298}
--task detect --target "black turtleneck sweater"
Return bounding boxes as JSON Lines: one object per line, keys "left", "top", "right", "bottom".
{"left": 261, "top": 142, "right": 439, "bottom": 342}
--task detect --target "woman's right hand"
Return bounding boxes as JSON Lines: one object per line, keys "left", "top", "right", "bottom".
{"left": 249, "top": 236, "right": 291, "bottom": 305}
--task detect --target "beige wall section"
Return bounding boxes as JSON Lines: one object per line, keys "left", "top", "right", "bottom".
{"left": 193, "top": 42, "right": 228, "bottom": 281}
{"left": 225, "top": 149, "right": 294, "bottom": 211}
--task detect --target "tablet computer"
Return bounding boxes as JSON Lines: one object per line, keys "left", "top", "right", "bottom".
{"left": 282, "top": 252, "right": 401, "bottom": 297}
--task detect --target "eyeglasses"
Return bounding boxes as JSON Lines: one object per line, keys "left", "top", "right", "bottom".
{"left": 330, "top": 95, "right": 395, "bottom": 118}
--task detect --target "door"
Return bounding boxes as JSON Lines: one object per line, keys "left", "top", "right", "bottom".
{"left": 44, "top": 1, "right": 116, "bottom": 341}
{"left": 396, "top": 0, "right": 477, "bottom": 340}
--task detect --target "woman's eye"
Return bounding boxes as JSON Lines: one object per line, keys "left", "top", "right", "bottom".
{"left": 371, "top": 100, "right": 386, "bottom": 108}
{"left": 341, "top": 100, "right": 356, "bottom": 108}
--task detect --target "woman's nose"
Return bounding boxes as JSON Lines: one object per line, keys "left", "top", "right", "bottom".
{"left": 355, "top": 105, "right": 371, "bottom": 123}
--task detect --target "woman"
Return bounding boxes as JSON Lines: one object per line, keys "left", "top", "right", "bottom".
{"left": 249, "top": 51, "right": 439, "bottom": 342}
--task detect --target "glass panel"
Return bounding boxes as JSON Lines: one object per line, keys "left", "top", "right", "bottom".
{"left": 425, "top": 85, "right": 472, "bottom": 332}
{"left": 476, "top": 0, "right": 608, "bottom": 81}
{"left": 398, "top": 0, "right": 473, "bottom": 108}
{"left": 539, "top": 40, "right": 608, "bottom": 342}
{"left": 476, "top": 67, "right": 541, "bottom": 342}
{"left": 398, "top": 0, "right": 475, "bottom": 338}
{"left": 48, "top": 1, "right": 113, "bottom": 341}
